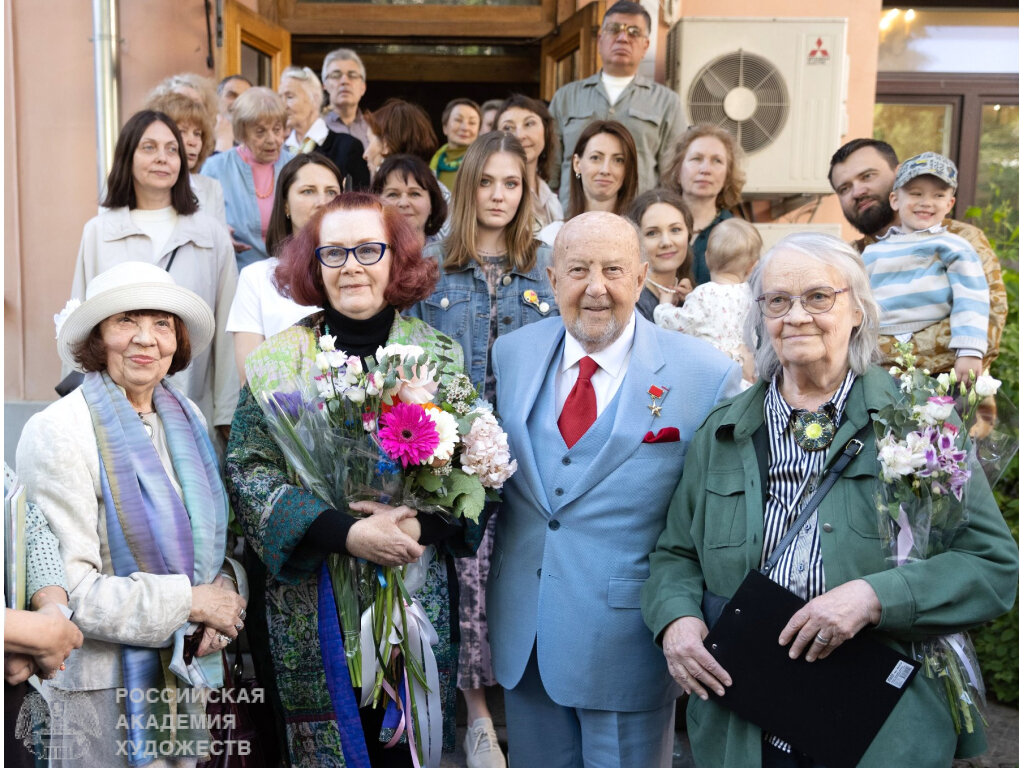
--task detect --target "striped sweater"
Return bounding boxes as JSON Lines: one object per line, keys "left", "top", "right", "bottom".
{"left": 861, "top": 227, "right": 989, "bottom": 356}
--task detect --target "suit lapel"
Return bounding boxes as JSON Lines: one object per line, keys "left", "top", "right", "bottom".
{"left": 559, "top": 317, "right": 666, "bottom": 508}
{"left": 505, "top": 324, "right": 566, "bottom": 514}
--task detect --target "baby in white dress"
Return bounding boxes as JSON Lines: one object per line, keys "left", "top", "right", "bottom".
{"left": 654, "top": 218, "right": 762, "bottom": 381}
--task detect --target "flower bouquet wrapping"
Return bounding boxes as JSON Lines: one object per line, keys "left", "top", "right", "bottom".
{"left": 873, "top": 342, "right": 1015, "bottom": 735}
{"left": 256, "top": 334, "right": 516, "bottom": 767}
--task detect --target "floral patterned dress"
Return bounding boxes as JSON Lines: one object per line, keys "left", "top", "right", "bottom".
{"left": 225, "top": 310, "right": 480, "bottom": 766}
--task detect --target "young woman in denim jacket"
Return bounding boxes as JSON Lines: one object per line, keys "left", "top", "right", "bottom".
{"left": 407, "top": 131, "right": 556, "bottom": 768}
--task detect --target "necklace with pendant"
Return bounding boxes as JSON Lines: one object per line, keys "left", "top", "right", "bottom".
{"left": 138, "top": 411, "right": 156, "bottom": 439}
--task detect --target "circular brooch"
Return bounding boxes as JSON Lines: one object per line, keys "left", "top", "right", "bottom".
{"left": 790, "top": 409, "right": 836, "bottom": 452}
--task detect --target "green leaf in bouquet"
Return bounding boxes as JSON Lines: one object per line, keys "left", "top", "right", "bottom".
{"left": 415, "top": 470, "right": 444, "bottom": 494}
{"left": 428, "top": 468, "right": 485, "bottom": 523}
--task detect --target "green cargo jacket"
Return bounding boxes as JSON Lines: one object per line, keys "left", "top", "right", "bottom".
{"left": 642, "top": 365, "right": 1018, "bottom": 768}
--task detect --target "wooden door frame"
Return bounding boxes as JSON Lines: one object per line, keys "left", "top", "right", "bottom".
{"left": 262, "top": 0, "right": 558, "bottom": 39}
{"left": 540, "top": 1, "right": 604, "bottom": 100}
{"left": 220, "top": 0, "right": 292, "bottom": 86}
{"left": 876, "top": 72, "right": 1018, "bottom": 216}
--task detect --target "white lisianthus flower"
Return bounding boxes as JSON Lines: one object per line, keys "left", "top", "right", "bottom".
{"left": 366, "top": 371, "right": 384, "bottom": 396}
{"left": 54, "top": 299, "right": 82, "bottom": 339}
{"left": 425, "top": 407, "right": 459, "bottom": 462}
{"left": 319, "top": 334, "right": 337, "bottom": 352}
{"left": 974, "top": 374, "right": 1001, "bottom": 398}
{"left": 376, "top": 343, "right": 427, "bottom": 363}
{"left": 914, "top": 396, "right": 955, "bottom": 426}
{"left": 325, "top": 349, "right": 347, "bottom": 369}
{"left": 934, "top": 372, "right": 951, "bottom": 393}
{"left": 888, "top": 366, "right": 902, "bottom": 377}
{"left": 343, "top": 356, "right": 363, "bottom": 386}
{"left": 315, "top": 352, "right": 331, "bottom": 373}
{"left": 878, "top": 437, "right": 923, "bottom": 481}
{"left": 315, "top": 375, "right": 336, "bottom": 399}
{"left": 344, "top": 386, "right": 366, "bottom": 404}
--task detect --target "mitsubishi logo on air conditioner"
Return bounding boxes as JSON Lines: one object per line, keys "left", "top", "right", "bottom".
{"left": 807, "top": 38, "right": 830, "bottom": 65}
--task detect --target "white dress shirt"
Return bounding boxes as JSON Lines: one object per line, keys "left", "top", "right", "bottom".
{"left": 555, "top": 312, "right": 636, "bottom": 418}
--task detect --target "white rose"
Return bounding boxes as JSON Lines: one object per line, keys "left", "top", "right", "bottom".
{"left": 319, "top": 334, "right": 337, "bottom": 352}
{"left": 974, "top": 374, "right": 1001, "bottom": 398}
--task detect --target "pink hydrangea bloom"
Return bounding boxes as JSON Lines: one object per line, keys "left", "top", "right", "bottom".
{"left": 460, "top": 410, "right": 517, "bottom": 489}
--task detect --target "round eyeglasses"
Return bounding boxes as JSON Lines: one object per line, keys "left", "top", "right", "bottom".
{"left": 756, "top": 287, "right": 849, "bottom": 318}
{"left": 315, "top": 242, "right": 388, "bottom": 268}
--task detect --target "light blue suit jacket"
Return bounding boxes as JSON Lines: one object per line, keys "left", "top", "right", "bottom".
{"left": 488, "top": 312, "right": 742, "bottom": 712}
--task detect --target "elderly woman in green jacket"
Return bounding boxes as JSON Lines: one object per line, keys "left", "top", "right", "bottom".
{"left": 642, "top": 232, "right": 1017, "bottom": 768}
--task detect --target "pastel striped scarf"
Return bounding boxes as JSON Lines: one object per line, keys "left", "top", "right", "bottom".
{"left": 82, "top": 371, "right": 228, "bottom": 766}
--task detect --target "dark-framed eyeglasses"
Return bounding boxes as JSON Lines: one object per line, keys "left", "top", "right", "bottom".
{"left": 756, "top": 287, "right": 850, "bottom": 318}
{"left": 600, "top": 22, "right": 648, "bottom": 39}
{"left": 315, "top": 242, "right": 388, "bottom": 268}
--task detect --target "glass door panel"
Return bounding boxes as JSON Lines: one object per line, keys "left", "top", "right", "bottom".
{"left": 873, "top": 102, "right": 954, "bottom": 160}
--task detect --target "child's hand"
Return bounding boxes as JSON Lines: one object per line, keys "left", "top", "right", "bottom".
{"left": 675, "top": 278, "right": 694, "bottom": 303}
{"left": 953, "top": 356, "right": 983, "bottom": 385}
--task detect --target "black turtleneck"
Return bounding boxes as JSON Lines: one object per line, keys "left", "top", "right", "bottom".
{"left": 322, "top": 303, "right": 394, "bottom": 368}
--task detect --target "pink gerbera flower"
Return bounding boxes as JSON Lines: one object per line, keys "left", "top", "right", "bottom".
{"left": 378, "top": 402, "right": 439, "bottom": 467}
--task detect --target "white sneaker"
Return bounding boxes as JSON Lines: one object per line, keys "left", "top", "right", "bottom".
{"left": 463, "top": 717, "right": 506, "bottom": 768}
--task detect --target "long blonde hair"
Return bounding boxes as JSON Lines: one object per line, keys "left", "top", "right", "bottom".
{"left": 443, "top": 132, "right": 538, "bottom": 273}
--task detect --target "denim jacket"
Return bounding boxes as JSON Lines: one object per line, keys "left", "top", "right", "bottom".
{"left": 407, "top": 241, "right": 558, "bottom": 394}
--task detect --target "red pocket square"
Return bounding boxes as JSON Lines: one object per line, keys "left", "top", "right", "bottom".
{"left": 643, "top": 427, "right": 680, "bottom": 444}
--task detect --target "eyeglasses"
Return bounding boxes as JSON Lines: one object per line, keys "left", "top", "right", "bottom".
{"left": 315, "top": 242, "right": 388, "bottom": 268}
{"left": 756, "top": 287, "right": 850, "bottom": 318}
{"left": 324, "top": 70, "right": 364, "bottom": 83}
{"left": 600, "top": 22, "right": 648, "bottom": 39}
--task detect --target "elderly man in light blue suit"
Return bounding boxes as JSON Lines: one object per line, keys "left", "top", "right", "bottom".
{"left": 488, "top": 211, "right": 742, "bottom": 767}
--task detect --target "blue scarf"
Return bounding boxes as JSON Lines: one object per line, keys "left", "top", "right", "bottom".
{"left": 82, "top": 372, "right": 227, "bottom": 766}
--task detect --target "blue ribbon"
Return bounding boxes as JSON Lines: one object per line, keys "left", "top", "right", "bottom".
{"left": 317, "top": 562, "right": 372, "bottom": 768}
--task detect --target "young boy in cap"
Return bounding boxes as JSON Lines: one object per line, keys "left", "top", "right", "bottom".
{"left": 860, "top": 151, "right": 989, "bottom": 380}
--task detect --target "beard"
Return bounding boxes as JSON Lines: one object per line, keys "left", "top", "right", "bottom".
{"left": 843, "top": 194, "right": 895, "bottom": 236}
{"left": 567, "top": 313, "right": 626, "bottom": 353}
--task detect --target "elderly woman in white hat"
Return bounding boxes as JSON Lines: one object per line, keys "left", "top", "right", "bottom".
{"left": 16, "top": 261, "right": 247, "bottom": 768}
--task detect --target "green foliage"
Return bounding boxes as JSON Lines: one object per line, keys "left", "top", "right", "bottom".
{"left": 968, "top": 217, "right": 1019, "bottom": 703}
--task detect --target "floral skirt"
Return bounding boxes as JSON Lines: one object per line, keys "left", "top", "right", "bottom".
{"left": 454, "top": 514, "right": 498, "bottom": 690}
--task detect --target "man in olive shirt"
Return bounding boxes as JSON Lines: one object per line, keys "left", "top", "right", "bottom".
{"left": 549, "top": 0, "right": 685, "bottom": 208}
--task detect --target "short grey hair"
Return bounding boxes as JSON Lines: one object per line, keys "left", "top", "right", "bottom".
{"left": 743, "top": 232, "right": 881, "bottom": 382}
{"left": 280, "top": 66, "right": 324, "bottom": 111}
{"left": 321, "top": 48, "right": 366, "bottom": 82}
{"left": 230, "top": 87, "right": 287, "bottom": 143}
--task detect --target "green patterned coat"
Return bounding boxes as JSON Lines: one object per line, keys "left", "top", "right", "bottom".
{"left": 225, "top": 310, "right": 474, "bottom": 767}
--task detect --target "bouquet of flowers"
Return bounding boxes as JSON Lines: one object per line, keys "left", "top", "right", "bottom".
{"left": 256, "top": 334, "right": 516, "bottom": 766}
{"left": 873, "top": 342, "right": 1011, "bottom": 735}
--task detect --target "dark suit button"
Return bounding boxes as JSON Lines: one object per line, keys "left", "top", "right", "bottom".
{"left": 822, "top": 523, "right": 834, "bottom": 533}
{"left": 501, "top": 316, "right": 512, "bottom": 324}
{"left": 554, "top": 487, "right": 563, "bottom": 496}
{"left": 548, "top": 520, "right": 560, "bottom": 530}
{"left": 536, "top": 568, "right": 542, "bottom": 577}
{"left": 561, "top": 456, "right": 571, "bottom": 465}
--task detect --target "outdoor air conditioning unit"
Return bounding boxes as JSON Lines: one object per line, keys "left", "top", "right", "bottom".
{"left": 667, "top": 17, "right": 848, "bottom": 196}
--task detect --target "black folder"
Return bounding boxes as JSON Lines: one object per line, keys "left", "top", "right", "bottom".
{"left": 703, "top": 570, "right": 920, "bottom": 768}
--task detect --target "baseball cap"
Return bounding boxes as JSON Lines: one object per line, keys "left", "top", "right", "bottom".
{"left": 894, "top": 151, "right": 958, "bottom": 191}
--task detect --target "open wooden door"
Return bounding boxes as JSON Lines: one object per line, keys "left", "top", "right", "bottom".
{"left": 219, "top": 0, "right": 291, "bottom": 87}
{"left": 539, "top": 1, "right": 604, "bottom": 101}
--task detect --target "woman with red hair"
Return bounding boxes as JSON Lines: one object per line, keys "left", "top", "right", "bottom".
{"left": 224, "top": 192, "right": 478, "bottom": 766}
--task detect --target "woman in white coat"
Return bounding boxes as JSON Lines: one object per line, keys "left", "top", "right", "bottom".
{"left": 70, "top": 110, "right": 239, "bottom": 440}
{"left": 19, "top": 261, "right": 247, "bottom": 767}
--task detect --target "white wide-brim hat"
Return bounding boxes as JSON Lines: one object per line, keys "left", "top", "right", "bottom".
{"left": 56, "top": 261, "right": 216, "bottom": 370}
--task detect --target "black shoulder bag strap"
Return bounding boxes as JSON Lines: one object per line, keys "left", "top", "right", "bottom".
{"left": 760, "top": 430, "right": 867, "bottom": 576}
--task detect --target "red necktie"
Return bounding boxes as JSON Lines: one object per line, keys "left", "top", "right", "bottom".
{"left": 558, "top": 356, "right": 599, "bottom": 448}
